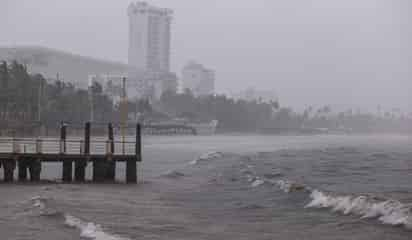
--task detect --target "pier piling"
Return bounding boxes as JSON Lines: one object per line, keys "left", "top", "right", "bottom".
{"left": 126, "top": 123, "right": 140, "bottom": 183}
{"left": 29, "top": 157, "right": 41, "bottom": 181}
{"left": 61, "top": 123, "right": 72, "bottom": 182}
{"left": 75, "top": 122, "right": 89, "bottom": 182}
{"left": 3, "top": 158, "right": 16, "bottom": 182}
{"left": 93, "top": 157, "right": 106, "bottom": 182}
{"left": 18, "top": 158, "right": 28, "bottom": 181}
{"left": 106, "top": 123, "right": 115, "bottom": 181}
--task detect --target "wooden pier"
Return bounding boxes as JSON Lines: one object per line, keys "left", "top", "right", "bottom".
{"left": 0, "top": 122, "right": 142, "bottom": 183}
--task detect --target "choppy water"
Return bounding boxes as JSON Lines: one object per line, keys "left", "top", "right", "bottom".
{"left": 0, "top": 134, "right": 411, "bottom": 239}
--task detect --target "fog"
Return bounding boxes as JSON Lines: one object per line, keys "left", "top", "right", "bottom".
{"left": 1, "top": 0, "right": 411, "bottom": 111}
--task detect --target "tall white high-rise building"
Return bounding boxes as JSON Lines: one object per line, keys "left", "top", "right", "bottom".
{"left": 127, "top": 2, "right": 176, "bottom": 100}
{"left": 128, "top": 2, "right": 172, "bottom": 72}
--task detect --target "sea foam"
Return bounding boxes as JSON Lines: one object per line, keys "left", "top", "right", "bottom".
{"left": 306, "top": 190, "right": 412, "bottom": 229}
{"left": 65, "top": 215, "right": 130, "bottom": 240}
{"left": 267, "top": 177, "right": 412, "bottom": 230}
{"left": 251, "top": 179, "right": 265, "bottom": 187}
{"left": 189, "top": 151, "right": 224, "bottom": 165}
{"left": 30, "top": 196, "right": 129, "bottom": 240}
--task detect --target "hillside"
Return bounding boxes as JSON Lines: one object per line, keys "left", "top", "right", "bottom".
{"left": 0, "top": 46, "right": 129, "bottom": 88}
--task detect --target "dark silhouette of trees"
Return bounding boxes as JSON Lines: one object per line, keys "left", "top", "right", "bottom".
{"left": 0, "top": 61, "right": 409, "bottom": 134}
{"left": 158, "top": 90, "right": 276, "bottom": 132}
{"left": 0, "top": 61, "right": 114, "bottom": 125}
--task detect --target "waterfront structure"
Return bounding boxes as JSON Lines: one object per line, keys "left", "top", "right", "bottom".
{"left": 128, "top": 2, "right": 176, "bottom": 100}
{"left": 181, "top": 61, "right": 215, "bottom": 97}
{"left": 0, "top": 122, "right": 142, "bottom": 183}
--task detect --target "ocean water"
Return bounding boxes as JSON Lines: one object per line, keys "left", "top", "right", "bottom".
{"left": 0, "top": 134, "right": 411, "bottom": 239}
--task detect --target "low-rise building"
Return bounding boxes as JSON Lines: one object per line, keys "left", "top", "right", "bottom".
{"left": 181, "top": 61, "right": 215, "bottom": 97}
{"left": 232, "top": 87, "right": 278, "bottom": 103}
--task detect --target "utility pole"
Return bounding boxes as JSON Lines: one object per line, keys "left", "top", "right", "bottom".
{"left": 37, "top": 80, "right": 42, "bottom": 122}
{"left": 88, "top": 76, "right": 94, "bottom": 122}
{"left": 121, "top": 77, "right": 127, "bottom": 154}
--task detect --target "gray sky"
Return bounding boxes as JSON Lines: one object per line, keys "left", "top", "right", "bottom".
{"left": 1, "top": 0, "right": 411, "bottom": 112}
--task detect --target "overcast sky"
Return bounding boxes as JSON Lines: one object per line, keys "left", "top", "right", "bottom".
{"left": 1, "top": 0, "right": 411, "bottom": 112}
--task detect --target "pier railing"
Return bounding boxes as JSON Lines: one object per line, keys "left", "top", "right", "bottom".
{"left": 0, "top": 138, "right": 136, "bottom": 155}
{"left": 0, "top": 122, "right": 142, "bottom": 183}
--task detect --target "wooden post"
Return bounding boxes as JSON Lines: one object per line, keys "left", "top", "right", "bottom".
{"left": 61, "top": 123, "right": 72, "bottom": 182}
{"left": 29, "top": 157, "right": 41, "bottom": 182}
{"left": 3, "top": 158, "right": 16, "bottom": 182}
{"left": 92, "top": 156, "right": 105, "bottom": 182}
{"left": 11, "top": 139, "right": 20, "bottom": 182}
{"left": 18, "top": 158, "right": 28, "bottom": 181}
{"left": 126, "top": 123, "right": 139, "bottom": 183}
{"left": 30, "top": 138, "right": 43, "bottom": 181}
{"left": 75, "top": 122, "right": 89, "bottom": 182}
{"left": 106, "top": 123, "right": 115, "bottom": 181}
{"left": 92, "top": 123, "right": 107, "bottom": 182}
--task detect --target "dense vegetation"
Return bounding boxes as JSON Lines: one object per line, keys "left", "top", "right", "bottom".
{"left": 0, "top": 61, "right": 114, "bottom": 125}
{"left": 0, "top": 60, "right": 410, "bottom": 134}
{"left": 157, "top": 90, "right": 278, "bottom": 132}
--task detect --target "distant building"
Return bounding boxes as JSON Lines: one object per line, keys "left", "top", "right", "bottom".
{"left": 128, "top": 1, "right": 172, "bottom": 72}
{"left": 181, "top": 61, "right": 215, "bottom": 97}
{"left": 128, "top": 2, "right": 176, "bottom": 100}
{"left": 132, "top": 70, "right": 178, "bottom": 100}
{"left": 232, "top": 87, "right": 278, "bottom": 103}
{"left": 88, "top": 74, "right": 126, "bottom": 103}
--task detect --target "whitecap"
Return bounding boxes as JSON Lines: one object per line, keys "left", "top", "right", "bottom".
{"left": 251, "top": 179, "right": 265, "bottom": 187}
{"left": 189, "top": 151, "right": 224, "bottom": 165}
{"left": 31, "top": 196, "right": 48, "bottom": 210}
{"left": 65, "top": 214, "right": 130, "bottom": 240}
{"left": 275, "top": 180, "right": 306, "bottom": 193}
{"left": 305, "top": 190, "right": 412, "bottom": 229}
{"left": 161, "top": 170, "right": 185, "bottom": 179}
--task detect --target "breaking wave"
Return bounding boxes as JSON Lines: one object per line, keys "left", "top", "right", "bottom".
{"left": 305, "top": 190, "right": 412, "bottom": 229}
{"left": 237, "top": 162, "right": 412, "bottom": 231}
{"left": 269, "top": 178, "right": 412, "bottom": 230}
{"left": 30, "top": 196, "right": 130, "bottom": 240}
{"left": 161, "top": 170, "right": 185, "bottom": 179}
{"left": 65, "top": 214, "right": 130, "bottom": 240}
{"left": 275, "top": 180, "right": 308, "bottom": 193}
{"left": 189, "top": 151, "right": 224, "bottom": 165}
{"left": 251, "top": 179, "right": 265, "bottom": 187}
